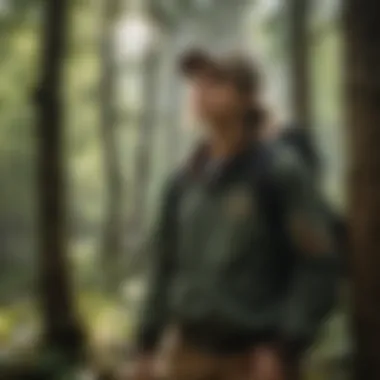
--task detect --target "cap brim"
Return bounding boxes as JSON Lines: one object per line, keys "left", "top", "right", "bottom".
{"left": 178, "top": 48, "right": 218, "bottom": 77}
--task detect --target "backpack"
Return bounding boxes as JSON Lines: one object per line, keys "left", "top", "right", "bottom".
{"left": 279, "top": 127, "right": 320, "bottom": 174}
{"left": 278, "top": 129, "right": 347, "bottom": 272}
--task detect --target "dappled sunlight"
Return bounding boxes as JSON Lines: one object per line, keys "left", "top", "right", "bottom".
{"left": 1, "top": 0, "right": 373, "bottom": 378}
{"left": 115, "top": 13, "right": 159, "bottom": 62}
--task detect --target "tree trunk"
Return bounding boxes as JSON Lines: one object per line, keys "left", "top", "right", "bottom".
{"left": 344, "top": 0, "right": 380, "bottom": 379}
{"left": 36, "top": 0, "right": 84, "bottom": 357}
{"left": 165, "top": 39, "right": 183, "bottom": 169}
{"left": 127, "top": 51, "right": 159, "bottom": 252}
{"left": 100, "top": 0, "right": 124, "bottom": 291}
{"left": 288, "top": 0, "right": 311, "bottom": 128}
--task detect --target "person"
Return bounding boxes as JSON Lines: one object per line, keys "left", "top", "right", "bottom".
{"left": 131, "top": 48, "right": 338, "bottom": 380}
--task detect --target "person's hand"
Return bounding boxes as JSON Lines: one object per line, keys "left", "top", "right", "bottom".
{"left": 249, "top": 344, "right": 287, "bottom": 380}
{"left": 127, "top": 354, "right": 156, "bottom": 380}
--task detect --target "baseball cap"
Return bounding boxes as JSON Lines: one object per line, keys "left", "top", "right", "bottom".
{"left": 178, "top": 47, "right": 261, "bottom": 94}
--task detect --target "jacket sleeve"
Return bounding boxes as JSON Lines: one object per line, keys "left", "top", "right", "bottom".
{"left": 135, "top": 177, "right": 179, "bottom": 352}
{"left": 274, "top": 148, "right": 339, "bottom": 351}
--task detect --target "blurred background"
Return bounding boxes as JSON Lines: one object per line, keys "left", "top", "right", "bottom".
{"left": 0, "top": 0, "right": 366, "bottom": 378}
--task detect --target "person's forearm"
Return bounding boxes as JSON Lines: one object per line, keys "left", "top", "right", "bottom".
{"left": 136, "top": 178, "right": 179, "bottom": 352}
{"left": 135, "top": 271, "right": 170, "bottom": 352}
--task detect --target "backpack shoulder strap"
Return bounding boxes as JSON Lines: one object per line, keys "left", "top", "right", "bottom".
{"left": 249, "top": 143, "right": 284, "bottom": 226}
{"left": 249, "top": 143, "right": 296, "bottom": 276}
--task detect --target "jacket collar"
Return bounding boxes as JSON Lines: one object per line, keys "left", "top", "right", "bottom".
{"left": 182, "top": 140, "right": 257, "bottom": 188}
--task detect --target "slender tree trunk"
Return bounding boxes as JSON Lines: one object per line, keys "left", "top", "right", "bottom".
{"left": 288, "top": 0, "right": 311, "bottom": 128}
{"left": 36, "top": 0, "right": 84, "bottom": 356}
{"left": 123, "top": 50, "right": 160, "bottom": 281}
{"left": 344, "top": 0, "right": 380, "bottom": 379}
{"left": 128, "top": 51, "right": 159, "bottom": 242}
{"left": 100, "top": 0, "right": 124, "bottom": 291}
{"left": 166, "top": 41, "right": 182, "bottom": 168}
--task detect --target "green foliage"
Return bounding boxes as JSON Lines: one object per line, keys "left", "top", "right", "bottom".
{"left": 0, "top": 1, "right": 348, "bottom": 377}
{"left": 0, "top": 8, "right": 40, "bottom": 302}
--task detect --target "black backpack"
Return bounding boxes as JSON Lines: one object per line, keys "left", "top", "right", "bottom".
{"left": 278, "top": 128, "right": 348, "bottom": 271}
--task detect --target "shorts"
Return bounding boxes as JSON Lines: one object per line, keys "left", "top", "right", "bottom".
{"left": 154, "top": 325, "right": 301, "bottom": 380}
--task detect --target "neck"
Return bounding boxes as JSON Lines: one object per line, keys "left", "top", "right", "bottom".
{"left": 208, "top": 120, "right": 248, "bottom": 159}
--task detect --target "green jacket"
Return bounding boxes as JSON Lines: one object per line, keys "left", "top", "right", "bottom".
{"left": 136, "top": 142, "right": 338, "bottom": 353}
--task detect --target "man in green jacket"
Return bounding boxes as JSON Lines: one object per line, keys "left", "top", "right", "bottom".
{"left": 132, "top": 48, "right": 338, "bottom": 380}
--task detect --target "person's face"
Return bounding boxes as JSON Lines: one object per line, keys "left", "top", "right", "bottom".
{"left": 188, "top": 71, "right": 248, "bottom": 128}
